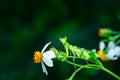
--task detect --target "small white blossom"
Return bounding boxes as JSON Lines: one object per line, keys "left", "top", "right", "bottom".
{"left": 33, "top": 42, "right": 55, "bottom": 75}
{"left": 99, "top": 41, "right": 120, "bottom": 60}
{"left": 41, "top": 42, "right": 55, "bottom": 75}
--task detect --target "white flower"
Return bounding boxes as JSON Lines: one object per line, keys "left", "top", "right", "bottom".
{"left": 99, "top": 41, "right": 120, "bottom": 60}
{"left": 33, "top": 42, "right": 55, "bottom": 75}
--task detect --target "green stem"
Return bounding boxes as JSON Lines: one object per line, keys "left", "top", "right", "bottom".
{"left": 65, "top": 60, "right": 82, "bottom": 67}
{"left": 67, "top": 67, "right": 83, "bottom": 80}
{"left": 65, "top": 60, "right": 99, "bottom": 68}
{"left": 112, "top": 31, "right": 120, "bottom": 34}
{"left": 66, "top": 56, "right": 97, "bottom": 65}
{"left": 102, "top": 66, "right": 120, "bottom": 80}
{"left": 116, "top": 39, "right": 120, "bottom": 45}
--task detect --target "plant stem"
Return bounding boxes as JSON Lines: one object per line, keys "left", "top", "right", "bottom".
{"left": 116, "top": 39, "right": 120, "bottom": 45}
{"left": 102, "top": 66, "right": 120, "bottom": 80}
{"left": 65, "top": 59, "right": 120, "bottom": 80}
{"left": 67, "top": 67, "right": 83, "bottom": 80}
{"left": 65, "top": 60, "right": 82, "bottom": 67}
{"left": 65, "top": 60, "right": 99, "bottom": 68}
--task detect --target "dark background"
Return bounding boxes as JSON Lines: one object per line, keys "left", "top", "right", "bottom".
{"left": 0, "top": 0, "right": 120, "bottom": 80}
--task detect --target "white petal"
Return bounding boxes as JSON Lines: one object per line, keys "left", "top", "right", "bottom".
{"left": 43, "top": 51, "right": 56, "bottom": 59}
{"left": 41, "top": 62, "right": 48, "bottom": 75}
{"left": 41, "top": 42, "right": 51, "bottom": 53}
{"left": 108, "top": 41, "right": 115, "bottom": 48}
{"left": 105, "top": 48, "right": 118, "bottom": 60}
{"left": 43, "top": 57, "right": 53, "bottom": 67}
{"left": 99, "top": 41, "right": 105, "bottom": 50}
{"left": 113, "top": 46, "right": 120, "bottom": 56}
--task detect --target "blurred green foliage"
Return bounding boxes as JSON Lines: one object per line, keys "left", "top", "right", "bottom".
{"left": 0, "top": 0, "right": 120, "bottom": 80}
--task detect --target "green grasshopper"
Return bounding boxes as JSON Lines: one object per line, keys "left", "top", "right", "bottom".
{"left": 59, "top": 37, "right": 102, "bottom": 67}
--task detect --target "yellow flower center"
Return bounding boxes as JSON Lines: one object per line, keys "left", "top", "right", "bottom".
{"left": 33, "top": 51, "right": 43, "bottom": 63}
{"left": 97, "top": 50, "right": 108, "bottom": 61}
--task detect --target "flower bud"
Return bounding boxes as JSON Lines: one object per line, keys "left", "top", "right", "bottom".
{"left": 98, "top": 28, "right": 112, "bottom": 37}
